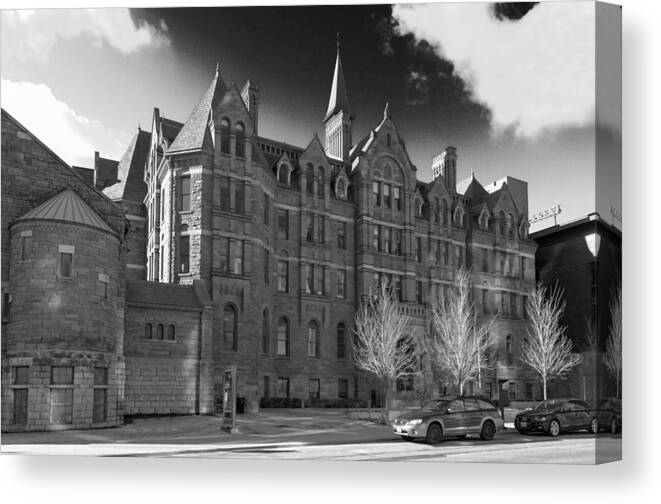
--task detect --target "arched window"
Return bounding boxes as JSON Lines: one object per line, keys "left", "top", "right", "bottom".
{"left": 220, "top": 118, "right": 231, "bottom": 154}
{"left": 507, "top": 213, "right": 515, "bottom": 239}
{"left": 337, "top": 322, "right": 346, "bottom": 359}
{"left": 277, "top": 317, "right": 290, "bottom": 356}
{"left": 179, "top": 225, "right": 190, "bottom": 274}
{"left": 157, "top": 323, "right": 164, "bottom": 340}
{"left": 277, "top": 164, "right": 290, "bottom": 185}
{"left": 223, "top": 304, "right": 238, "bottom": 351}
{"left": 519, "top": 220, "right": 528, "bottom": 239}
{"left": 167, "top": 324, "right": 175, "bottom": 341}
{"left": 308, "top": 320, "right": 320, "bottom": 358}
{"left": 317, "top": 166, "right": 325, "bottom": 198}
{"left": 145, "top": 322, "right": 153, "bottom": 339}
{"left": 306, "top": 164, "right": 314, "bottom": 194}
{"left": 336, "top": 178, "right": 347, "bottom": 199}
{"left": 262, "top": 309, "right": 269, "bottom": 354}
{"left": 441, "top": 199, "right": 448, "bottom": 225}
{"left": 415, "top": 197, "right": 423, "bottom": 218}
{"left": 434, "top": 197, "right": 440, "bottom": 224}
{"left": 499, "top": 211, "right": 507, "bottom": 235}
{"left": 480, "top": 210, "right": 489, "bottom": 230}
{"left": 454, "top": 207, "right": 464, "bottom": 227}
{"left": 235, "top": 122, "right": 245, "bottom": 158}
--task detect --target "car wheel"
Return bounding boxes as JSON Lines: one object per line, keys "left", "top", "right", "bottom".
{"left": 401, "top": 435, "right": 413, "bottom": 441}
{"left": 610, "top": 417, "right": 618, "bottom": 435}
{"left": 589, "top": 417, "right": 599, "bottom": 435}
{"left": 480, "top": 421, "right": 496, "bottom": 441}
{"left": 426, "top": 422, "right": 443, "bottom": 444}
{"left": 548, "top": 419, "right": 561, "bottom": 437}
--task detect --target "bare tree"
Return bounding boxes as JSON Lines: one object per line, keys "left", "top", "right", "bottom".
{"left": 428, "top": 269, "right": 496, "bottom": 395}
{"left": 352, "top": 282, "right": 419, "bottom": 424}
{"left": 521, "top": 283, "right": 582, "bottom": 400}
{"left": 603, "top": 284, "right": 622, "bottom": 398}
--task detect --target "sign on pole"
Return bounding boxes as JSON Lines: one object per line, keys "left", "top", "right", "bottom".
{"left": 222, "top": 365, "right": 239, "bottom": 433}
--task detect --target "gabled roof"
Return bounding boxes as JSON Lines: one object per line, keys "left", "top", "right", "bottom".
{"left": 458, "top": 173, "right": 488, "bottom": 204}
{"left": 160, "top": 117, "right": 183, "bottom": 144}
{"left": 94, "top": 153, "right": 119, "bottom": 190}
{"left": 104, "top": 129, "right": 151, "bottom": 202}
{"left": 168, "top": 67, "right": 227, "bottom": 153}
{"left": 15, "top": 189, "right": 115, "bottom": 235}
{"left": 323, "top": 45, "right": 352, "bottom": 122}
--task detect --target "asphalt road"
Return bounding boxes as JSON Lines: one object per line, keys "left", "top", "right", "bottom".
{"left": 1, "top": 409, "right": 622, "bottom": 464}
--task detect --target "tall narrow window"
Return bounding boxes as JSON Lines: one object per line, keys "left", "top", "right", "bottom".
{"left": 277, "top": 209, "right": 289, "bottom": 240}
{"left": 337, "top": 269, "right": 346, "bottom": 299}
{"left": 393, "top": 229, "right": 401, "bottom": 255}
{"left": 167, "top": 324, "right": 175, "bottom": 340}
{"left": 180, "top": 176, "right": 191, "bottom": 212}
{"left": 277, "top": 259, "right": 288, "bottom": 292}
{"left": 220, "top": 118, "right": 231, "bottom": 154}
{"left": 373, "top": 181, "right": 381, "bottom": 206}
{"left": 337, "top": 323, "right": 346, "bottom": 359}
{"left": 308, "top": 320, "right": 319, "bottom": 357}
{"left": 338, "top": 378, "right": 349, "bottom": 399}
{"left": 264, "top": 193, "right": 270, "bottom": 226}
{"left": 435, "top": 240, "right": 441, "bottom": 265}
{"left": 58, "top": 245, "right": 74, "bottom": 279}
{"left": 394, "top": 275, "right": 403, "bottom": 301}
{"left": 441, "top": 199, "right": 448, "bottom": 225}
{"left": 277, "top": 318, "right": 290, "bottom": 356}
{"left": 501, "top": 291, "right": 508, "bottom": 316}
{"left": 372, "top": 225, "right": 379, "bottom": 250}
{"left": 278, "top": 377, "right": 290, "bottom": 397}
{"left": 383, "top": 227, "right": 391, "bottom": 254}
{"left": 316, "top": 215, "right": 324, "bottom": 243}
{"left": 264, "top": 248, "right": 270, "bottom": 284}
{"left": 12, "top": 366, "right": 29, "bottom": 426}
{"left": 511, "top": 293, "right": 518, "bottom": 319}
{"left": 317, "top": 167, "right": 325, "bottom": 198}
{"left": 306, "top": 164, "right": 314, "bottom": 194}
{"left": 179, "top": 233, "right": 190, "bottom": 274}
{"left": 50, "top": 366, "right": 74, "bottom": 425}
{"left": 262, "top": 309, "right": 269, "bottom": 354}
{"left": 223, "top": 304, "right": 238, "bottom": 351}
{"left": 434, "top": 198, "right": 440, "bottom": 224}
{"left": 305, "top": 214, "right": 314, "bottom": 242}
{"left": 394, "top": 187, "right": 402, "bottom": 211}
{"left": 455, "top": 245, "right": 463, "bottom": 269}
{"left": 145, "top": 322, "right": 153, "bottom": 339}
{"left": 278, "top": 164, "right": 290, "bottom": 185}
{"left": 220, "top": 177, "right": 230, "bottom": 211}
{"left": 157, "top": 323, "right": 164, "bottom": 340}
{"left": 304, "top": 263, "right": 313, "bottom": 294}
{"left": 416, "top": 237, "right": 422, "bottom": 263}
{"left": 93, "top": 367, "right": 108, "bottom": 423}
{"left": 416, "top": 281, "right": 423, "bottom": 305}
{"left": 337, "top": 221, "right": 346, "bottom": 249}
{"left": 234, "top": 122, "right": 245, "bottom": 158}
{"left": 482, "top": 289, "right": 489, "bottom": 314}
{"left": 383, "top": 184, "right": 391, "bottom": 208}
{"left": 520, "top": 256, "right": 526, "bottom": 279}
{"left": 229, "top": 239, "right": 243, "bottom": 275}
{"left": 506, "top": 335, "right": 513, "bottom": 366}
{"left": 313, "top": 265, "right": 324, "bottom": 295}
{"left": 233, "top": 181, "right": 244, "bottom": 214}
{"left": 20, "top": 231, "right": 32, "bottom": 261}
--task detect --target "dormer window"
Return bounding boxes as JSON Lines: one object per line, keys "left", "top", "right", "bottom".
{"left": 454, "top": 207, "right": 465, "bottom": 228}
{"left": 277, "top": 164, "right": 291, "bottom": 186}
{"left": 335, "top": 177, "right": 348, "bottom": 199}
{"left": 506, "top": 213, "right": 515, "bottom": 239}
{"left": 519, "top": 220, "right": 529, "bottom": 239}
{"left": 480, "top": 210, "right": 489, "bottom": 230}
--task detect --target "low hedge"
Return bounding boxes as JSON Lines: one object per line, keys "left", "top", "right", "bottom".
{"left": 259, "top": 397, "right": 302, "bottom": 408}
{"left": 259, "top": 397, "right": 369, "bottom": 408}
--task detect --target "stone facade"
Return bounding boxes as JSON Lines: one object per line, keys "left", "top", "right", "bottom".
{"left": 2, "top": 44, "right": 538, "bottom": 432}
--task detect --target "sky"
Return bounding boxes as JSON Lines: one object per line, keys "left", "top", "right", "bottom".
{"left": 0, "top": 1, "right": 621, "bottom": 231}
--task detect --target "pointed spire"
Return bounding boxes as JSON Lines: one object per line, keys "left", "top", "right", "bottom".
{"left": 383, "top": 101, "right": 391, "bottom": 120}
{"left": 215, "top": 61, "right": 220, "bottom": 76}
{"left": 324, "top": 35, "right": 352, "bottom": 122}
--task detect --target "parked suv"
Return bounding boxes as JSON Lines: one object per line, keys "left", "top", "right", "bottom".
{"left": 392, "top": 395, "right": 504, "bottom": 444}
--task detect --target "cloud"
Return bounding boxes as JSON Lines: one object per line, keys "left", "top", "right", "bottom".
{"left": 392, "top": 2, "right": 595, "bottom": 137}
{"left": 1, "top": 8, "right": 169, "bottom": 60}
{"left": 1, "top": 79, "right": 130, "bottom": 167}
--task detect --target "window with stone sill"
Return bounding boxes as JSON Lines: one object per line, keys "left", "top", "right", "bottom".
{"left": 20, "top": 231, "right": 32, "bottom": 261}
{"left": 58, "top": 245, "right": 74, "bottom": 280}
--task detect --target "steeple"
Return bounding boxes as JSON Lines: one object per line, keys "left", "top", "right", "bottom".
{"left": 324, "top": 34, "right": 353, "bottom": 161}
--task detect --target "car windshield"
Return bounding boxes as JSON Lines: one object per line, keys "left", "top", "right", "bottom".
{"left": 533, "top": 400, "right": 563, "bottom": 411}
{"left": 423, "top": 399, "right": 452, "bottom": 411}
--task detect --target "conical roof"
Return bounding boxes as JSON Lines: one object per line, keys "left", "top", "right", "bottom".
{"left": 16, "top": 189, "right": 115, "bottom": 234}
{"left": 324, "top": 44, "right": 352, "bottom": 122}
{"left": 104, "top": 128, "right": 150, "bottom": 202}
{"left": 168, "top": 66, "right": 228, "bottom": 153}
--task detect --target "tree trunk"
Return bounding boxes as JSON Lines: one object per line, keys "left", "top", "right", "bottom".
{"left": 383, "top": 378, "right": 390, "bottom": 426}
{"left": 543, "top": 379, "right": 547, "bottom": 400}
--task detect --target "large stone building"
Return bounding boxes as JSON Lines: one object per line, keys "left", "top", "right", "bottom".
{"left": 1, "top": 45, "right": 537, "bottom": 432}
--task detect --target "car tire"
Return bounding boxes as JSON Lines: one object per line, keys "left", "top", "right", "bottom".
{"left": 426, "top": 422, "right": 443, "bottom": 444}
{"left": 589, "top": 417, "right": 599, "bottom": 435}
{"left": 548, "top": 419, "right": 561, "bottom": 437}
{"left": 401, "top": 435, "right": 413, "bottom": 441}
{"left": 610, "top": 417, "right": 618, "bottom": 435}
{"left": 480, "top": 421, "right": 496, "bottom": 441}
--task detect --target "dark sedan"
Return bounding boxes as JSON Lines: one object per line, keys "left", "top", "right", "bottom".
{"left": 514, "top": 398, "right": 598, "bottom": 437}
{"left": 596, "top": 397, "right": 621, "bottom": 434}
{"left": 392, "top": 395, "right": 504, "bottom": 444}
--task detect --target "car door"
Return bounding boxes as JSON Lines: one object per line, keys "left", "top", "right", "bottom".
{"left": 463, "top": 397, "right": 483, "bottom": 433}
{"left": 443, "top": 399, "right": 467, "bottom": 435}
{"left": 570, "top": 400, "right": 593, "bottom": 430}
